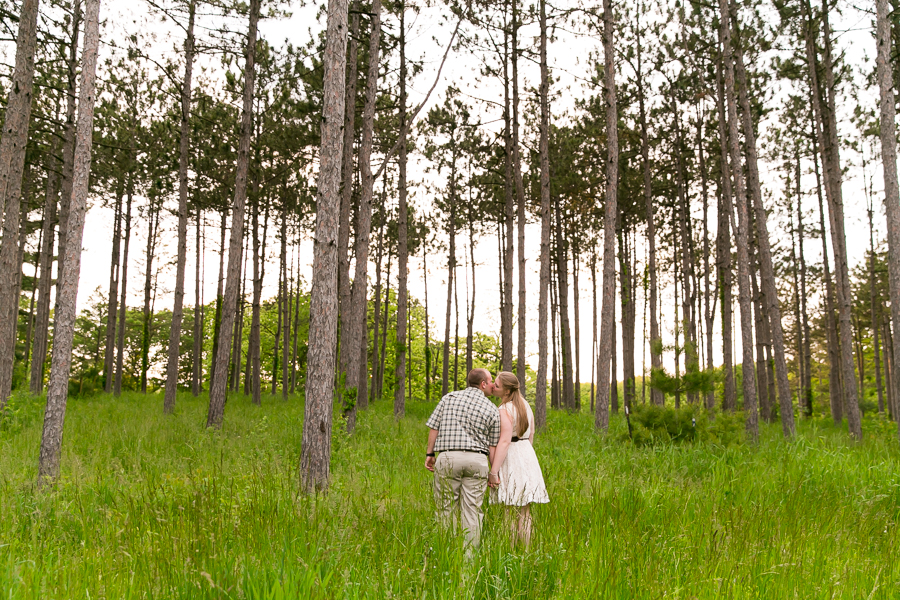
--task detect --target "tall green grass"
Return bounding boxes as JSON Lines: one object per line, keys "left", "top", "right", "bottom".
{"left": 1, "top": 390, "right": 899, "bottom": 598}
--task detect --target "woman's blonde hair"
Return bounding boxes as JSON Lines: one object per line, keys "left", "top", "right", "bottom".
{"left": 496, "top": 371, "right": 528, "bottom": 437}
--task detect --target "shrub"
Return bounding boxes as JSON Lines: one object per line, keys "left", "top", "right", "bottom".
{"left": 622, "top": 403, "right": 745, "bottom": 447}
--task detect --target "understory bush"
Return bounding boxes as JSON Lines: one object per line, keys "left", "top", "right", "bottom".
{"left": 624, "top": 403, "right": 745, "bottom": 446}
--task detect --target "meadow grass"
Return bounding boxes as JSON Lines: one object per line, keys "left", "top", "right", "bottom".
{"left": 1, "top": 390, "right": 899, "bottom": 599}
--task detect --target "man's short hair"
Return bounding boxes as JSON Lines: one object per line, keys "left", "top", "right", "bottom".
{"left": 466, "top": 368, "right": 491, "bottom": 389}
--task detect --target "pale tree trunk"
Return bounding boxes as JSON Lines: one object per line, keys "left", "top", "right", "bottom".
{"left": 811, "top": 124, "right": 842, "bottom": 421}
{"left": 553, "top": 193, "right": 574, "bottom": 409}
{"left": 715, "top": 58, "right": 736, "bottom": 411}
{"left": 698, "top": 119, "right": 716, "bottom": 412}
{"left": 192, "top": 209, "right": 202, "bottom": 396}
{"left": 114, "top": 186, "right": 132, "bottom": 396}
{"left": 300, "top": 0, "right": 349, "bottom": 492}
{"left": 249, "top": 200, "right": 269, "bottom": 405}
{"left": 0, "top": 0, "right": 40, "bottom": 410}
{"left": 673, "top": 112, "right": 698, "bottom": 404}
{"left": 337, "top": 0, "right": 359, "bottom": 396}
{"left": 719, "top": 0, "right": 758, "bottom": 440}
{"left": 423, "top": 234, "right": 431, "bottom": 402}
{"left": 30, "top": 152, "right": 58, "bottom": 395}
{"left": 868, "top": 203, "right": 885, "bottom": 414}
{"left": 618, "top": 221, "right": 635, "bottom": 410}
{"left": 535, "top": 0, "right": 550, "bottom": 429}
{"left": 346, "top": 0, "right": 381, "bottom": 420}
{"left": 731, "top": 10, "right": 794, "bottom": 435}
{"left": 789, "top": 191, "right": 805, "bottom": 413}
{"left": 750, "top": 242, "right": 771, "bottom": 421}
{"left": 370, "top": 219, "right": 384, "bottom": 405}
{"left": 38, "top": 0, "right": 100, "bottom": 480}
{"left": 466, "top": 219, "right": 475, "bottom": 374}
{"left": 140, "top": 204, "right": 160, "bottom": 393}
{"left": 876, "top": 0, "right": 900, "bottom": 441}
{"left": 207, "top": 0, "right": 260, "bottom": 428}
{"left": 594, "top": 0, "right": 617, "bottom": 432}
{"left": 796, "top": 159, "right": 812, "bottom": 415}
{"left": 376, "top": 250, "right": 392, "bottom": 400}
{"left": 591, "top": 243, "right": 597, "bottom": 412}
{"left": 635, "top": 7, "right": 662, "bottom": 406}
{"left": 102, "top": 189, "right": 122, "bottom": 393}
{"left": 164, "top": 0, "right": 196, "bottom": 413}
{"left": 802, "top": 0, "right": 859, "bottom": 437}
{"left": 55, "top": 0, "right": 82, "bottom": 294}
{"left": 573, "top": 243, "right": 582, "bottom": 410}
{"left": 394, "top": 2, "right": 408, "bottom": 419}
{"left": 280, "top": 210, "right": 289, "bottom": 401}
{"left": 501, "top": 5, "right": 514, "bottom": 373}
{"left": 512, "top": 0, "right": 526, "bottom": 391}
{"left": 442, "top": 141, "right": 457, "bottom": 397}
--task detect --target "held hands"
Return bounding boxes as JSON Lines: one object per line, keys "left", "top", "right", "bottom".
{"left": 425, "top": 455, "right": 436, "bottom": 471}
{"left": 488, "top": 471, "right": 501, "bottom": 488}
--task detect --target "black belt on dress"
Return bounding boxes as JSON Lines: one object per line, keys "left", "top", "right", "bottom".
{"left": 441, "top": 449, "right": 489, "bottom": 456}
{"left": 510, "top": 437, "right": 524, "bottom": 442}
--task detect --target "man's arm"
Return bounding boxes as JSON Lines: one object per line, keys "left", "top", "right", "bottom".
{"left": 425, "top": 428, "right": 439, "bottom": 471}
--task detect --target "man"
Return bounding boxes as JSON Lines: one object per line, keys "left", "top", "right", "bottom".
{"left": 425, "top": 368, "right": 500, "bottom": 550}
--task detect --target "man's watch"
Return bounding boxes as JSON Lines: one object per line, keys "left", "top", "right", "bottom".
{"left": 426, "top": 452, "right": 435, "bottom": 457}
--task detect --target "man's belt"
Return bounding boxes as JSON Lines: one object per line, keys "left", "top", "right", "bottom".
{"left": 439, "top": 448, "right": 489, "bottom": 456}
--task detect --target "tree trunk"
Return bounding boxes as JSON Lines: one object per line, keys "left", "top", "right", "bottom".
{"left": 0, "top": 0, "right": 40, "bottom": 410}
{"left": 591, "top": 244, "right": 597, "bottom": 412}
{"left": 698, "top": 119, "right": 715, "bottom": 412}
{"left": 423, "top": 233, "right": 431, "bottom": 402}
{"left": 208, "top": 0, "right": 260, "bottom": 428}
{"left": 732, "top": 9, "right": 794, "bottom": 435}
{"left": 719, "top": 0, "right": 758, "bottom": 440}
{"left": 796, "top": 159, "right": 812, "bottom": 416}
{"left": 501, "top": 4, "right": 514, "bottom": 373}
{"left": 466, "top": 219, "right": 475, "bottom": 375}
{"left": 802, "top": 0, "right": 859, "bottom": 437}
{"left": 346, "top": 0, "right": 382, "bottom": 419}
{"left": 192, "top": 209, "right": 202, "bottom": 397}
{"left": 102, "top": 189, "right": 122, "bottom": 393}
{"left": 140, "top": 204, "right": 160, "bottom": 394}
{"left": 271, "top": 248, "right": 282, "bottom": 397}
{"left": 230, "top": 234, "right": 247, "bottom": 393}
{"left": 394, "top": 2, "right": 408, "bottom": 420}
{"left": 337, "top": 0, "right": 360, "bottom": 395}
{"left": 370, "top": 221, "right": 384, "bottom": 405}
{"left": 30, "top": 150, "right": 59, "bottom": 395}
{"left": 876, "top": 0, "right": 900, "bottom": 441}
{"left": 595, "top": 0, "right": 618, "bottom": 432}
{"left": 300, "top": 0, "right": 349, "bottom": 492}
{"left": 534, "top": 0, "right": 550, "bottom": 430}
{"left": 377, "top": 250, "right": 392, "bottom": 400}
{"left": 750, "top": 241, "right": 771, "bottom": 421}
{"left": 715, "top": 56, "right": 736, "bottom": 412}
{"left": 618, "top": 219, "right": 635, "bottom": 410}
{"left": 512, "top": 0, "right": 526, "bottom": 392}
{"left": 38, "top": 0, "right": 100, "bottom": 480}
{"left": 281, "top": 211, "right": 289, "bottom": 401}
{"left": 114, "top": 186, "right": 132, "bottom": 397}
{"left": 869, "top": 202, "right": 885, "bottom": 414}
{"left": 163, "top": 0, "right": 196, "bottom": 413}
{"left": 553, "top": 192, "right": 574, "bottom": 410}
{"left": 550, "top": 265, "right": 559, "bottom": 410}
{"left": 573, "top": 242, "right": 582, "bottom": 410}
{"left": 442, "top": 158, "right": 456, "bottom": 397}
{"left": 788, "top": 185, "right": 805, "bottom": 414}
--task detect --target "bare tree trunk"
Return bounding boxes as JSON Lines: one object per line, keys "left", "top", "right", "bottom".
{"left": 594, "top": 0, "right": 617, "bottom": 432}
{"left": 337, "top": 0, "right": 360, "bottom": 394}
{"left": 163, "top": 0, "right": 196, "bottom": 413}
{"left": 789, "top": 187, "right": 805, "bottom": 414}
{"left": 281, "top": 212, "right": 289, "bottom": 401}
{"left": 192, "top": 209, "right": 202, "bottom": 397}
{"left": 796, "top": 160, "right": 812, "bottom": 416}
{"left": 394, "top": 2, "right": 408, "bottom": 420}
{"left": 673, "top": 108, "right": 698, "bottom": 405}
{"left": 102, "top": 190, "right": 122, "bottom": 393}
{"left": 423, "top": 233, "right": 431, "bottom": 402}
{"left": 377, "top": 250, "right": 392, "bottom": 400}
{"left": 698, "top": 119, "right": 715, "bottom": 412}
{"left": 591, "top": 243, "right": 597, "bottom": 412}
{"left": 466, "top": 219, "right": 475, "bottom": 374}
{"left": 114, "top": 186, "right": 132, "bottom": 397}
{"left": 271, "top": 247, "right": 282, "bottom": 397}
{"left": 550, "top": 265, "right": 559, "bottom": 410}
{"left": 750, "top": 242, "right": 771, "bottom": 421}
{"left": 876, "top": 0, "right": 900, "bottom": 441}
{"left": 869, "top": 202, "right": 885, "bottom": 414}
{"left": 535, "top": 0, "right": 550, "bottom": 429}
{"left": 141, "top": 204, "right": 160, "bottom": 394}
{"left": 30, "top": 151, "right": 59, "bottom": 395}
{"left": 442, "top": 166, "right": 456, "bottom": 397}
{"left": 573, "top": 243, "right": 582, "bottom": 410}
{"left": 715, "top": 57, "right": 736, "bottom": 412}
{"left": 300, "top": 0, "right": 350, "bottom": 492}
{"left": 290, "top": 241, "right": 301, "bottom": 394}
{"left": 732, "top": 10, "right": 794, "bottom": 435}
{"left": 512, "top": 0, "right": 526, "bottom": 392}
{"left": 501, "top": 3, "right": 514, "bottom": 373}
{"left": 370, "top": 215, "right": 385, "bottom": 405}
{"left": 0, "top": 0, "right": 40, "bottom": 410}
{"left": 346, "top": 0, "right": 381, "bottom": 419}
{"left": 230, "top": 235, "right": 247, "bottom": 393}
{"left": 553, "top": 193, "right": 574, "bottom": 410}
{"left": 719, "top": 0, "right": 758, "bottom": 441}
{"left": 249, "top": 200, "right": 269, "bottom": 405}
{"left": 619, "top": 221, "right": 635, "bottom": 410}
{"left": 38, "top": 0, "right": 100, "bottom": 480}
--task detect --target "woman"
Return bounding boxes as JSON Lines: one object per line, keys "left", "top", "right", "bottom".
{"left": 489, "top": 371, "right": 549, "bottom": 546}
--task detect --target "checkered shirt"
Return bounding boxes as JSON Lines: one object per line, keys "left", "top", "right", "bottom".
{"left": 426, "top": 386, "right": 501, "bottom": 454}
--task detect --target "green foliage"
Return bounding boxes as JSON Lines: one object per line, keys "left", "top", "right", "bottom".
{"left": 625, "top": 403, "right": 745, "bottom": 447}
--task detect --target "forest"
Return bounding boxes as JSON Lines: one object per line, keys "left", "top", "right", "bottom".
{"left": 1, "top": 0, "right": 900, "bottom": 596}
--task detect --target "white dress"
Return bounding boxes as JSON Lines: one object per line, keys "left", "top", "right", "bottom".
{"left": 491, "top": 402, "right": 550, "bottom": 507}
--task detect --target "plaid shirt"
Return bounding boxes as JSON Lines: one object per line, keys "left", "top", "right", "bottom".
{"left": 426, "top": 387, "right": 501, "bottom": 454}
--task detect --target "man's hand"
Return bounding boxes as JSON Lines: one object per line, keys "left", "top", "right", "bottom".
{"left": 425, "top": 455, "right": 436, "bottom": 471}
{"left": 488, "top": 472, "right": 500, "bottom": 488}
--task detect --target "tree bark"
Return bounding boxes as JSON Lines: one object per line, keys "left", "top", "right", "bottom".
{"left": 280, "top": 209, "right": 289, "bottom": 401}
{"left": 466, "top": 218, "right": 475, "bottom": 375}
{"left": 719, "top": 0, "right": 758, "bottom": 440}
{"left": 0, "top": 0, "right": 40, "bottom": 410}
{"left": 102, "top": 189, "right": 122, "bottom": 394}
{"left": 394, "top": 2, "right": 409, "bottom": 420}
{"left": 501, "top": 2, "right": 514, "bottom": 373}
{"left": 38, "top": 0, "right": 100, "bottom": 480}
{"left": 698, "top": 118, "right": 715, "bottom": 412}
{"left": 370, "top": 217, "right": 385, "bottom": 405}
{"left": 715, "top": 55, "right": 736, "bottom": 412}
{"left": 732, "top": 10, "right": 794, "bottom": 435}
{"left": 512, "top": 0, "right": 526, "bottom": 392}
{"left": 876, "top": 0, "right": 900, "bottom": 441}
{"left": 553, "top": 192, "right": 574, "bottom": 410}
{"left": 30, "top": 151, "right": 58, "bottom": 395}
{"left": 535, "top": 0, "right": 550, "bottom": 429}
{"left": 594, "top": 0, "right": 618, "bottom": 432}
{"left": 300, "top": 0, "right": 349, "bottom": 492}
{"left": 208, "top": 0, "right": 259, "bottom": 427}
{"left": 442, "top": 142, "right": 457, "bottom": 397}
{"left": 140, "top": 203, "right": 160, "bottom": 394}
{"left": 346, "top": 0, "right": 382, "bottom": 419}
{"left": 114, "top": 185, "right": 132, "bottom": 396}
{"left": 163, "top": 0, "right": 196, "bottom": 413}
{"left": 192, "top": 209, "right": 202, "bottom": 396}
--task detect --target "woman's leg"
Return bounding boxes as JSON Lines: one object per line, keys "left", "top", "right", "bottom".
{"left": 517, "top": 504, "right": 532, "bottom": 547}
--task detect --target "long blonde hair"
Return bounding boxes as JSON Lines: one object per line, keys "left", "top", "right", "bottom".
{"left": 496, "top": 371, "right": 528, "bottom": 437}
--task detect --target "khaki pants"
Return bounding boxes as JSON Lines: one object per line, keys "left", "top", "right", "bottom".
{"left": 433, "top": 451, "right": 489, "bottom": 548}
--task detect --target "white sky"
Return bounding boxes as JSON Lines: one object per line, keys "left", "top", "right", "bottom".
{"left": 28, "top": 0, "right": 886, "bottom": 385}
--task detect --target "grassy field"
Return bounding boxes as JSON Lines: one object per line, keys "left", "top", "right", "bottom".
{"left": 1, "top": 390, "right": 899, "bottom": 599}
